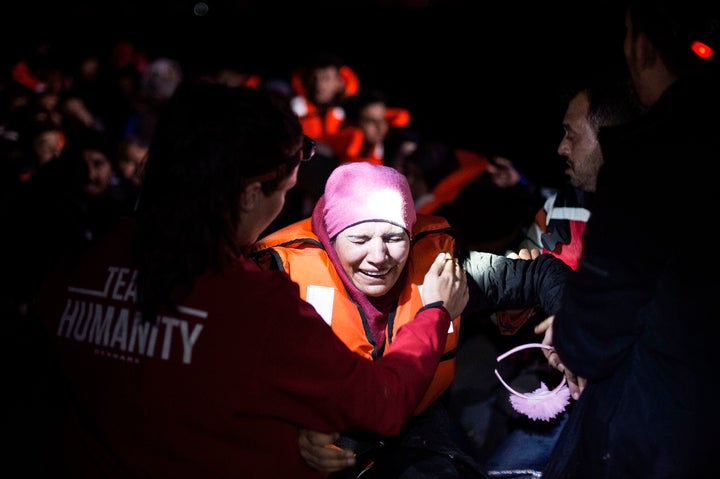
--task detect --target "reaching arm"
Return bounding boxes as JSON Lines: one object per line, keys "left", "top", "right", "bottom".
{"left": 463, "top": 250, "right": 570, "bottom": 316}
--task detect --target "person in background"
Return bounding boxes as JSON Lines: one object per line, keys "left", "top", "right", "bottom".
{"left": 116, "top": 134, "right": 148, "bottom": 187}
{"left": 1, "top": 127, "right": 136, "bottom": 319}
{"left": 481, "top": 72, "right": 643, "bottom": 479}
{"left": 15, "top": 118, "right": 65, "bottom": 183}
{"left": 122, "top": 55, "right": 184, "bottom": 147}
{"left": 517, "top": 74, "right": 643, "bottom": 269}
{"left": 282, "top": 87, "right": 414, "bottom": 238}
{"left": 542, "top": 0, "right": 720, "bottom": 477}
{"left": 395, "top": 140, "right": 544, "bottom": 255}
{"left": 251, "top": 161, "right": 570, "bottom": 479}
{"left": 323, "top": 87, "right": 412, "bottom": 166}
{"left": 289, "top": 51, "right": 359, "bottom": 149}
{"left": 27, "top": 82, "right": 469, "bottom": 479}
{"left": 275, "top": 52, "right": 363, "bottom": 235}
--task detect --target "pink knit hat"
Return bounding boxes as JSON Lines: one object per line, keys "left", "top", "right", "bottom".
{"left": 323, "top": 162, "right": 417, "bottom": 239}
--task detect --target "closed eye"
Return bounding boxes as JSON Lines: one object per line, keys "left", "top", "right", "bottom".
{"left": 346, "top": 235, "right": 371, "bottom": 245}
{"left": 384, "top": 234, "right": 406, "bottom": 243}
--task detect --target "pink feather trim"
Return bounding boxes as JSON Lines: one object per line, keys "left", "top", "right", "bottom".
{"left": 508, "top": 382, "right": 571, "bottom": 421}
{"left": 495, "top": 342, "right": 574, "bottom": 422}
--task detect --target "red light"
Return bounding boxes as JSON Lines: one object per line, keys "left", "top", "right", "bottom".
{"left": 691, "top": 40, "right": 714, "bottom": 60}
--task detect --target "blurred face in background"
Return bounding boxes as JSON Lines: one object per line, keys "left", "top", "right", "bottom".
{"left": 359, "top": 102, "right": 389, "bottom": 147}
{"left": 308, "top": 66, "right": 344, "bottom": 106}
{"left": 82, "top": 148, "right": 113, "bottom": 196}
{"left": 32, "top": 129, "right": 64, "bottom": 166}
{"left": 117, "top": 139, "right": 148, "bottom": 186}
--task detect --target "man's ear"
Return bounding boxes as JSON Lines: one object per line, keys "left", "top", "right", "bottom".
{"left": 239, "top": 181, "right": 262, "bottom": 211}
{"left": 634, "top": 31, "right": 659, "bottom": 70}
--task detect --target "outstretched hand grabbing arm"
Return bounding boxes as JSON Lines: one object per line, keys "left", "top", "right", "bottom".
{"left": 535, "top": 316, "right": 586, "bottom": 400}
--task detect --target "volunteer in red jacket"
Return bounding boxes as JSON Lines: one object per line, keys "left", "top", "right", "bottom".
{"left": 31, "top": 82, "right": 469, "bottom": 479}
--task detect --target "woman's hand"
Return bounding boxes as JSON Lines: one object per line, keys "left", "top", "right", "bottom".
{"left": 422, "top": 252, "right": 469, "bottom": 319}
{"left": 298, "top": 429, "right": 355, "bottom": 473}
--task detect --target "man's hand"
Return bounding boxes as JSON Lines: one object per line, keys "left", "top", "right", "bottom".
{"left": 534, "top": 315, "right": 586, "bottom": 400}
{"left": 506, "top": 247, "right": 541, "bottom": 260}
{"left": 487, "top": 155, "right": 522, "bottom": 188}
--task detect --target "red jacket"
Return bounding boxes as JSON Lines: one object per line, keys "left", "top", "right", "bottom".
{"left": 520, "top": 186, "right": 592, "bottom": 271}
{"left": 34, "top": 216, "right": 451, "bottom": 478}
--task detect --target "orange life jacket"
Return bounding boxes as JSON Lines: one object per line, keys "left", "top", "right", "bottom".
{"left": 290, "top": 65, "right": 360, "bottom": 100}
{"left": 290, "top": 96, "right": 347, "bottom": 141}
{"left": 416, "top": 149, "right": 490, "bottom": 215}
{"left": 322, "top": 107, "right": 412, "bottom": 166}
{"left": 251, "top": 214, "right": 460, "bottom": 415}
{"left": 12, "top": 60, "right": 45, "bottom": 93}
{"left": 322, "top": 127, "right": 384, "bottom": 165}
{"left": 290, "top": 65, "right": 361, "bottom": 141}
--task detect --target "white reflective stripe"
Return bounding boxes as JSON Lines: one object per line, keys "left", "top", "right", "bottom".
{"left": 419, "top": 284, "right": 454, "bottom": 333}
{"left": 305, "top": 285, "right": 335, "bottom": 326}
{"left": 330, "top": 106, "right": 346, "bottom": 121}
{"left": 290, "top": 96, "right": 309, "bottom": 116}
{"left": 546, "top": 206, "right": 591, "bottom": 222}
{"left": 542, "top": 193, "right": 558, "bottom": 215}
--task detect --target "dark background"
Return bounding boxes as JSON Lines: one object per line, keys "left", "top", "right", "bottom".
{"left": 3, "top": 0, "right": 630, "bottom": 188}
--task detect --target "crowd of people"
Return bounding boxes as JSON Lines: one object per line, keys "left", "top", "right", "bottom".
{"left": 1, "top": 0, "right": 718, "bottom": 477}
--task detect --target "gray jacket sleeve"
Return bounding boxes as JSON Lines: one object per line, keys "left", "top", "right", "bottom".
{"left": 462, "top": 251, "right": 570, "bottom": 315}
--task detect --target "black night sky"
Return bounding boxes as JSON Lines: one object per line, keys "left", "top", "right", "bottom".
{"left": 3, "top": 1, "right": 630, "bottom": 188}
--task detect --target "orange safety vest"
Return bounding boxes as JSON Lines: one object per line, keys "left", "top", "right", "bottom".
{"left": 290, "top": 65, "right": 361, "bottom": 141}
{"left": 290, "top": 96, "right": 347, "bottom": 141}
{"left": 416, "top": 149, "right": 490, "bottom": 215}
{"left": 322, "top": 126, "right": 383, "bottom": 165}
{"left": 322, "top": 107, "right": 412, "bottom": 166}
{"left": 251, "top": 214, "right": 461, "bottom": 415}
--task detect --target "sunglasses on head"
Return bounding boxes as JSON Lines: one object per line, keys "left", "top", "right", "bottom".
{"left": 247, "top": 135, "right": 316, "bottom": 184}
{"left": 288, "top": 135, "right": 317, "bottom": 168}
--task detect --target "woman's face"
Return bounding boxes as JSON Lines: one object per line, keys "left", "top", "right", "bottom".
{"left": 333, "top": 221, "right": 411, "bottom": 297}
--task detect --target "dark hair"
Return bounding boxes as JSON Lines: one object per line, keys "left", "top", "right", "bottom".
{"left": 585, "top": 76, "right": 645, "bottom": 131}
{"left": 63, "top": 126, "right": 114, "bottom": 160}
{"left": 302, "top": 51, "right": 345, "bottom": 72}
{"left": 627, "top": 0, "right": 720, "bottom": 76}
{"left": 134, "top": 82, "right": 303, "bottom": 322}
{"left": 403, "top": 140, "right": 459, "bottom": 191}
{"left": 296, "top": 51, "right": 346, "bottom": 94}
{"left": 343, "top": 88, "right": 388, "bottom": 125}
{"left": 559, "top": 68, "right": 644, "bottom": 132}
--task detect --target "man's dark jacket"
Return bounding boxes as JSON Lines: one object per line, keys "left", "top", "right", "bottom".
{"left": 544, "top": 70, "right": 720, "bottom": 478}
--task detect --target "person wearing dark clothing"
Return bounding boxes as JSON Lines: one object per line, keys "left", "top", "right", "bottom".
{"left": 542, "top": 1, "right": 720, "bottom": 477}
{"left": 483, "top": 74, "right": 644, "bottom": 479}
{"left": 398, "top": 141, "right": 544, "bottom": 256}
{"left": 1, "top": 128, "right": 138, "bottom": 318}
